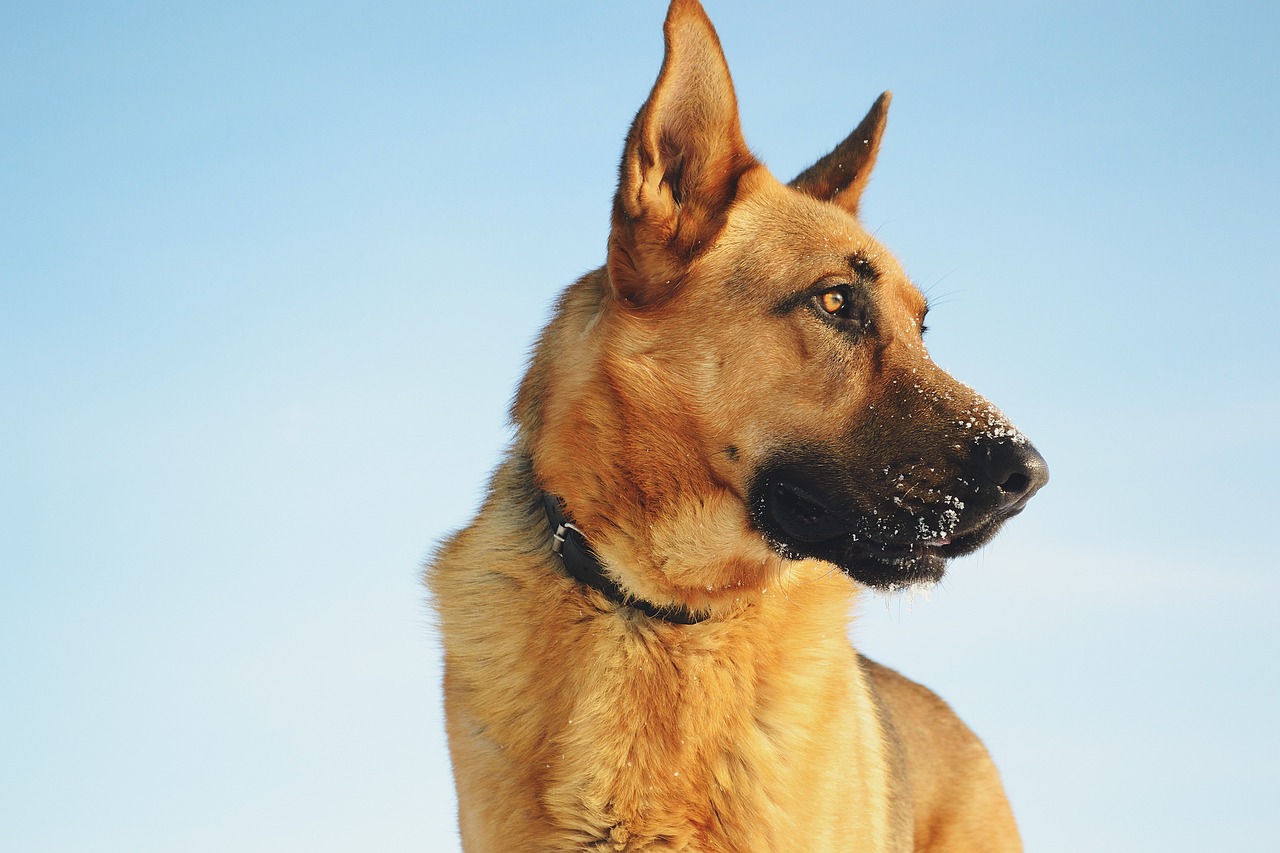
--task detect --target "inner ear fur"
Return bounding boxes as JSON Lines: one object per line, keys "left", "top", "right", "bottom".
{"left": 608, "top": 0, "right": 757, "bottom": 307}
{"left": 790, "top": 91, "right": 892, "bottom": 217}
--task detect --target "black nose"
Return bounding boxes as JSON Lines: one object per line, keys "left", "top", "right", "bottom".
{"left": 982, "top": 439, "right": 1049, "bottom": 509}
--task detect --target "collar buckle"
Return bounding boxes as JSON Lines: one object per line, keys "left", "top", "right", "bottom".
{"left": 550, "top": 520, "right": 583, "bottom": 558}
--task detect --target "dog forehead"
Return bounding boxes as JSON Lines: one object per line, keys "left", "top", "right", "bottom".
{"left": 703, "top": 179, "right": 914, "bottom": 305}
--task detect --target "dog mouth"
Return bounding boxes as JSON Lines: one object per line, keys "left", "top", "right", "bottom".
{"left": 755, "top": 476, "right": 1013, "bottom": 589}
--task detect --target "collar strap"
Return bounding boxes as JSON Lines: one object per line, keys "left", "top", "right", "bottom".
{"left": 541, "top": 493, "right": 708, "bottom": 625}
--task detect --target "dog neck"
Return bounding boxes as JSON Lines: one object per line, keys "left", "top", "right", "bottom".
{"left": 541, "top": 493, "right": 710, "bottom": 625}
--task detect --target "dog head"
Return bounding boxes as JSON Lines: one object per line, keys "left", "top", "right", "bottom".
{"left": 519, "top": 0, "right": 1046, "bottom": 607}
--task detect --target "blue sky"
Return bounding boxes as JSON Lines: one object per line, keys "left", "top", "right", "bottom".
{"left": 2, "top": 1, "right": 1277, "bottom": 850}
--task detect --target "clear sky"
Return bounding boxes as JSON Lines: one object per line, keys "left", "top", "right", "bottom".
{"left": 3, "top": 1, "right": 1277, "bottom": 850}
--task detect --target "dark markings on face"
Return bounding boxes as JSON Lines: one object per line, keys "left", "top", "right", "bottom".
{"left": 847, "top": 252, "right": 879, "bottom": 282}
{"left": 769, "top": 250, "right": 881, "bottom": 317}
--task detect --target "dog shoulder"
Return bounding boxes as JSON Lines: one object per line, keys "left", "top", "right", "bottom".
{"left": 861, "top": 656, "right": 1024, "bottom": 853}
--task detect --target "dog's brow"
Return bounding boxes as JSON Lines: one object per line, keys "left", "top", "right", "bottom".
{"left": 771, "top": 291, "right": 812, "bottom": 315}
{"left": 848, "top": 253, "right": 880, "bottom": 281}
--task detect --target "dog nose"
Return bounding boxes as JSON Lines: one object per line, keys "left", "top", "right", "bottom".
{"left": 981, "top": 439, "right": 1049, "bottom": 509}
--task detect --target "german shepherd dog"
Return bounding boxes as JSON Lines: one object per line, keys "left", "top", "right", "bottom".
{"left": 429, "top": 1, "right": 1048, "bottom": 849}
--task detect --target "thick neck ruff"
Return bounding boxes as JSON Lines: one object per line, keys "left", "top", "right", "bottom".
{"left": 541, "top": 493, "right": 709, "bottom": 625}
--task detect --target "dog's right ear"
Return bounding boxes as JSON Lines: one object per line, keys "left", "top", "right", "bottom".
{"left": 607, "top": 0, "right": 758, "bottom": 307}
{"left": 790, "top": 91, "right": 891, "bottom": 217}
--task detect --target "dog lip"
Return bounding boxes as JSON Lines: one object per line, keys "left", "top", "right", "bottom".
{"left": 844, "top": 543, "right": 948, "bottom": 589}
{"left": 854, "top": 538, "right": 945, "bottom": 562}
{"left": 938, "top": 505, "right": 1022, "bottom": 557}
{"left": 845, "top": 502, "right": 1024, "bottom": 580}
{"left": 761, "top": 473, "right": 979, "bottom": 556}
{"left": 762, "top": 478, "right": 859, "bottom": 543}
{"left": 753, "top": 466, "right": 1029, "bottom": 589}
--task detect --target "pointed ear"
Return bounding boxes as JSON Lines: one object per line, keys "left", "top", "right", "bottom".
{"left": 790, "top": 91, "right": 891, "bottom": 217}
{"left": 608, "top": 0, "right": 757, "bottom": 306}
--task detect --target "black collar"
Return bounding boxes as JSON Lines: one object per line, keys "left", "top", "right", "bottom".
{"left": 541, "top": 493, "right": 708, "bottom": 625}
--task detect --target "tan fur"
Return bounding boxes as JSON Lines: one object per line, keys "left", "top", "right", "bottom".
{"left": 430, "top": 1, "right": 1027, "bottom": 849}
{"left": 864, "top": 661, "right": 1022, "bottom": 852}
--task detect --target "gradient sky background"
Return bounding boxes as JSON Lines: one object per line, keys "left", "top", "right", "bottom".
{"left": 3, "top": 1, "right": 1277, "bottom": 850}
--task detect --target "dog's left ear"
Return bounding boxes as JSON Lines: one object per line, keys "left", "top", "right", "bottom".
{"left": 790, "top": 91, "right": 891, "bottom": 217}
{"left": 608, "top": 0, "right": 758, "bottom": 306}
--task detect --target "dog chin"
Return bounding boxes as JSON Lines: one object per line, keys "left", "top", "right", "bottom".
{"left": 783, "top": 504, "right": 1029, "bottom": 589}
{"left": 763, "top": 532, "right": 949, "bottom": 590}
{"left": 843, "top": 545, "right": 948, "bottom": 590}
{"left": 750, "top": 474, "right": 1026, "bottom": 591}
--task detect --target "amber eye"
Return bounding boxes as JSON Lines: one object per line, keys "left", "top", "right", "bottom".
{"left": 810, "top": 284, "right": 871, "bottom": 336}
{"left": 819, "top": 288, "right": 846, "bottom": 315}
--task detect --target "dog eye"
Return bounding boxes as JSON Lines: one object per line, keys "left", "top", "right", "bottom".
{"left": 809, "top": 283, "right": 871, "bottom": 336}
{"left": 818, "top": 287, "right": 849, "bottom": 316}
